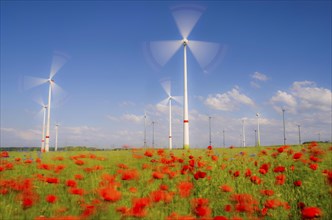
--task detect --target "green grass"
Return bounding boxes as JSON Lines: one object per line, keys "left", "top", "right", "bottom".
{"left": 0, "top": 143, "right": 331, "bottom": 220}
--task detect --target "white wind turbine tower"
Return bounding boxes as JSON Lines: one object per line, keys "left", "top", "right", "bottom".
{"left": 55, "top": 123, "right": 60, "bottom": 151}
{"left": 41, "top": 105, "right": 47, "bottom": 152}
{"left": 39, "top": 103, "right": 48, "bottom": 152}
{"left": 24, "top": 52, "right": 69, "bottom": 152}
{"left": 34, "top": 98, "right": 48, "bottom": 152}
{"left": 145, "top": 5, "right": 225, "bottom": 149}
{"left": 159, "top": 80, "right": 182, "bottom": 150}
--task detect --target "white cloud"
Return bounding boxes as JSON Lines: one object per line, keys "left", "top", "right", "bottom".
{"left": 122, "top": 114, "right": 143, "bottom": 123}
{"left": 204, "top": 87, "right": 255, "bottom": 111}
{"left": 119, "top": 101, "right": 136, "bottom": 107}
{"left": 251, "top": 72, "right": 269, "bottom": 81}
{"left": 0, "top": 127, "right": 40, "bottom": 147}
{"left": 270, "top": 91, "right": 297, "bottom": 113}
{"left": 291, "top": 81, "right": 331, "bottom": 112}
{"left": 250, "top": 81, "right": 260, "bottom": 88}
{"left": 106, "top": 115, "right": 119, "bottom": 121}
{"left": 270, "top": 81, "right": 331, "bottom": 114}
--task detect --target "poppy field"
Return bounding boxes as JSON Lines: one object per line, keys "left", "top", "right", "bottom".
{"left": 0, "top": 142, "right": 331, "bottom": 220}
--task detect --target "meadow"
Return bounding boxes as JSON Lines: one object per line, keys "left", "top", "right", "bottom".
{"left": 0, "top": 142, "right": 331, "bottom": 220}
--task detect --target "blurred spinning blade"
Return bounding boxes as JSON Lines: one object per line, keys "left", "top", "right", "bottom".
{"left": 49, "top": 51, "right": 70, "bottom": 79}
{"left": 188, "top": 40, "right": 227, "bottom": 71}
{"left": 161, "top": 80, "right": 171, "bottom": 97}
{"left": 51, "top": 82, "right": 69, "bottom": 108}
{"left": 145, "top": 40, "right": 182, "bottom": 67}
{"left": 23, "top": 76, "right": 48, "bottom": 91}
{"left": 171, "top": 4, "right": 205, "bottom": 39}
{"left": 171, "top": 96, "right": 183, "bottom": 105}
{"left": 158, "top": 97, "right": 170, "bottom": 106}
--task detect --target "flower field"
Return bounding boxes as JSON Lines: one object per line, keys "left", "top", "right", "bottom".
{"left": 0, "top": 142, "right": 331, "bottom": 220}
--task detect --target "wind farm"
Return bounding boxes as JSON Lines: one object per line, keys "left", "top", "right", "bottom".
{"left": 1, "top": 2, "right": 329, "bottom": 150}
{"left": 1, "top": 2, "right": 331, "bottom": 220}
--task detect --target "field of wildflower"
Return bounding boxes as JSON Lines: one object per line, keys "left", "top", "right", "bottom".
{"left": 0, "top": 142, "right": 331, "bottom": 220}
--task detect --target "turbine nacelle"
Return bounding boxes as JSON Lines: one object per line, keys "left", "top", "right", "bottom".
{"left": 183, "top": 38, "right": 189, "bottom": 46}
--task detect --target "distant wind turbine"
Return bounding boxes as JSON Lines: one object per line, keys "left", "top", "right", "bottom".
{"left": 37, "top": 102, "right": 47, "bottom": 152}
{"left": 159, "top": 80, "right": 182, "bottom": 150}
{"left": 24, "top": 52, "right": 69, "bottom": 152}
{"left": 145, "top": 5, "right": 226, "bottom": 149}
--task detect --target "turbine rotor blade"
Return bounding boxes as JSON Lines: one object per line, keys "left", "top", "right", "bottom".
{"left": 23, "top": 75, "right": 48, "bottom": 90}
{"left": 49, "top": 51, "right": 70, "bottom": 79}
{"left": 171, "top": 4, "right": 205, "bottom": 39}
{"left": 51, "top": 82, "right": 68, "bottom": 108}
{"left": 31, "top": 95, "right": 46, "bottom": 107}
{"left": 171, "top": 96, "right": 183, "bottom": 105}
{"left": 161, "top": 80, "right": 171, "bottom": 97}
{"left": 158, "top": 97, "right": 170, "bottom": 106}
{"left": 144, "top": 40, "right": 182, "bottom": 67}
{"left": 188, "top": 40, "right": 227, "bottom": 71}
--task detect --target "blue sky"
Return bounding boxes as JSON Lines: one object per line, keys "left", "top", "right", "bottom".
{"left": 1, "top": 1, "right": 331, "bottom": 148}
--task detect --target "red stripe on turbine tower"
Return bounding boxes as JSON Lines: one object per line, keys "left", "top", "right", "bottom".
{"left": 184, "top": 120, "right": 189, "bottom": 123}
{"left": 46, "top": 136, "right": 50, "bottom": 138}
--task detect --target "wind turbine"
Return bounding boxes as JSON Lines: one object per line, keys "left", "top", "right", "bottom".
{"left": 256, "top": 113, "right": 261, "bottom": 146}
{"left": 34, "top": 99, "right": 48, "bottom": 152}
{"left": 145, "top": 5, "right": 226, "bottom": 149}
{"left": 159, "top": 80, "right": 182, "bottom": 150}
{"left": 40, "top": 104, "right": 47, "bottom": 152}
{"left": 24, "top": 52, "right": 69, "bottom": 152}
{"left": 242, "top": 118, "right": 246, "bottom": 147}
{"left": 55, "top": 123, "right": 60, "bottom": 151}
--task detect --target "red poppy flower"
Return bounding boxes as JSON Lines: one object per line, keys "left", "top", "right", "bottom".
{"left": 189, "top": 159, "right": 195, "bottom": 167}
{"left": 192, "top": 198, "right": 211, "bottom": 217}
{"left": 233, "top": 171, "right": 240, "bottom": 177}
{"left": 22, "top": 197, "right": 34, "bottom": 208}
{"left": 220, "top": 185, "right": 232, "bottom": 192}
{"left": 1, "top": 151, "right": 9, "bottom": 158}
{"left": 294, "top": 180, "right": 302, "bottom": 186}
{"left": 250, "top": 175, "right": 262, "bottom": 185}
{"left": 273, "top": 166, "right": 286, "bottom": 173}
{"left": 66, "top": 179, "right": 77, "bottom": 188}
{"left": 260, "top": 189, "right": 274, "bottom": 196}
{"left": 152, "top": 171, "right": 164, "bottom": 179}
{"left": 46, "top": 177, "right": 59, "bottom": 184}
{"left": 301, "top": 207, "right": 322, "bottom": 219}
{"left": 214, "top": 216, "right": 228, "bottom": 220}
{"left": 224, "top": 204, "right": 232, "bottom": 212}
{"left": 160, "top": 184, "right": 168, "bottom": 191}
{"left": 207, "top": 145, "right": 212, "bottom": 150}
{"left": 121, "top": 169, "right": 139, "bottom": 180}
{"left": 74, "top": 174, "right": 84, "bottom": 180}
{"left": 46, "top": 194, "right": 57, "bottom": 203}
{"left": 194, "top": 206, "right": 211, "bottom": 217}
{"left": 99, "top": 187, "right": 121, "bottom": 202}
{"left": 129, "top": 187, "right": 137, "bottom": 193}
{"left": 245, "top": 168, "right": 252, "bottom": 177}
{"left": 264, "top": 199, "right": 281, "bottom": 209}
{"left": 74, "top": 160, "right": 84, "bottom": 165}
{"left": 178, "top": 181, "right": 193, "bottom": 198}
{"left": 144, "top": 150, "right": 153, "bottom": 157}
{"left": 293, "top": 152, "right": 303, "bottom": 159}
{"left": 259, "top": 163, "right": 269, "bottom": 173}
{"left": 194, "top": 171, "right": 206, "bottom": 180}
{"left": 69, "top": 188, "right": 85, "bottom": 196}
{"left": 309, "top": 163, "right": 318, "bottom": 170}
{"left": 211, "top": 155, "right": 218, "bottom": 161}
{"left": 131, "top": 197, "right": 150, "bottom": 217}
{"left": 297, "top": 202, "right": 306, "bottom": 210}
{"left": 275, "top": 174, "right": 286, "bottom": 185}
